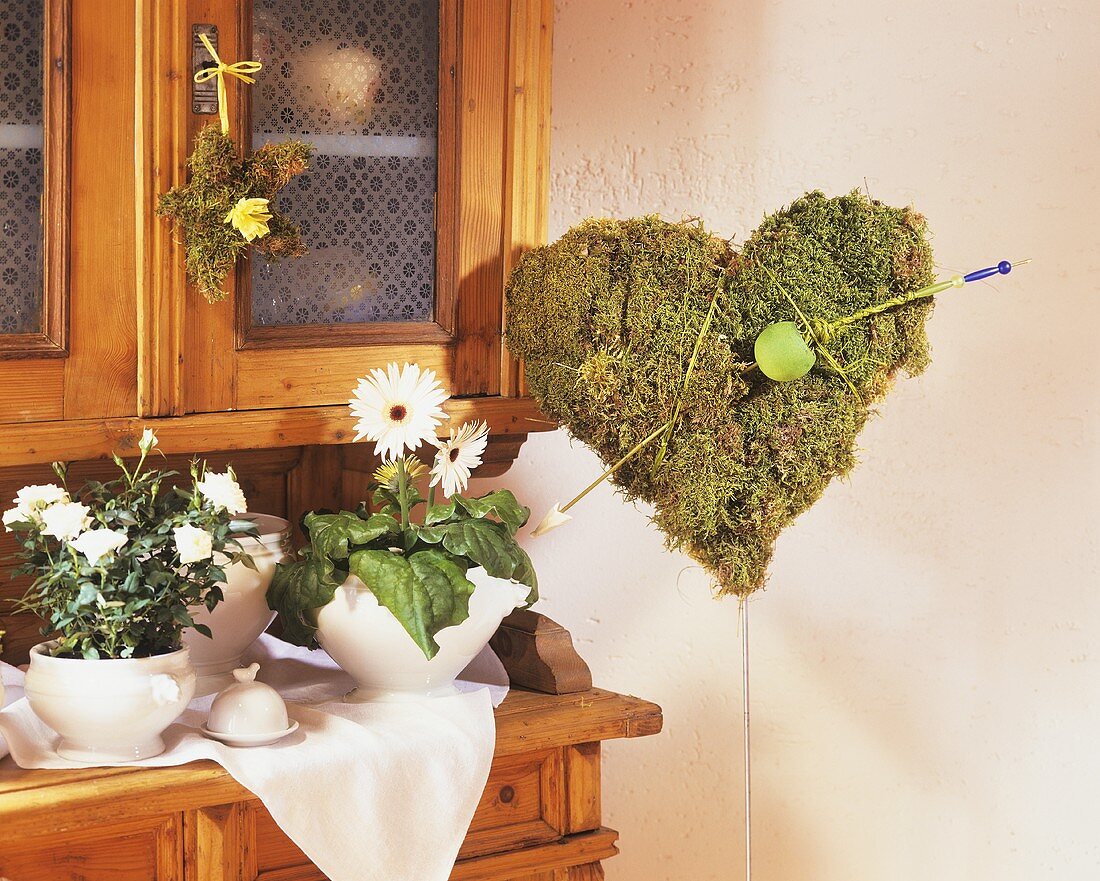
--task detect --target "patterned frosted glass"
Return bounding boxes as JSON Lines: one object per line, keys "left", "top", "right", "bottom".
{"left": 251, "top": 0, "right": 439, "bottom": 326}
{"left": 0, "top": 1, "right": 44, "bottom": 335}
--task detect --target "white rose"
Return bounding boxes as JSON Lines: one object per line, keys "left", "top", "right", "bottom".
{"left": 3, "top": 484, "right": 71, "bottom": 530}
{"left": 70, "top": 528, "right": 128, "bottom": 566}
{"left": 2, "top": 507, "right": 25, "bottom": 531}
{"left": 139, "top": 427, "right": 159, "bottom": 452}
{"left": 16, "top": 484, "right": 69, "bottom": 510}
{"left": 174, "top": 523, "right": 213, "bottom": 565}
{"left": 40, "top": 501, "right": 92, "bottom": 541}
{"left": 195, "top": 471, "right": 248, "bottom": 515}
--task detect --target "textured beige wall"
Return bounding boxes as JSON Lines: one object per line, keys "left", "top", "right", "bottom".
{"left": 477, "top": 1, "right": 1100, "bottom": 878}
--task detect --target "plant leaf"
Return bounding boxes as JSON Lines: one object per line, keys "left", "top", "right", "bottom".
{"left": 424, "top": 500, "right": 457, "bottom": 525}
{"left": 437, "top": 519, "right": 523, "bottom": 581}
{"left": 348, "top": 548, "right": 475, "bottom": 660}
{"left": 304, "top": 511, "right": 398, "bottom": 562}
{"left": 451, "top": 490, "right": 530, "bottom": 534}
{"left": 510, "top": 545, "right": 539, "bottom": 604}
{"left": 408, "top": 548, "right": 476, "bottom": 631}
{"left": 266, "top": 558, "right": 340, "bottom": 647}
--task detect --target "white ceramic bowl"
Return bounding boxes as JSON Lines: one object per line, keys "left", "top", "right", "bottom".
{"left": 184, "top": 513, "right": 290, "bottom": 694}
{"left": 24, "top": 642, "right": 195, "bottom": 763}
{"left": 314, "top": 567, "right": 529, "bottom": 701}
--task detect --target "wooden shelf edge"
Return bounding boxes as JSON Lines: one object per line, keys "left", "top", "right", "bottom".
{"left": 0, "top": 397, "right": 556, "bottom": 467}
{"left": 0, "top": 689, "right": 663, "bottom": 841}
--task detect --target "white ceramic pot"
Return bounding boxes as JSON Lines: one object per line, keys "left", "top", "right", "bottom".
{"left": 24, "top": 642, "right": 195, "bottom": 763}
{"left": 314, "top": 567, "right": 529, "bottom": 701}
{"left": 183, "top": 513, "right": 290, "bottom": 695}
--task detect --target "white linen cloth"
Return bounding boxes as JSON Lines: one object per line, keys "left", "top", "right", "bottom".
{"left": 0, "top": 635, "right": 508, "bottom": 881}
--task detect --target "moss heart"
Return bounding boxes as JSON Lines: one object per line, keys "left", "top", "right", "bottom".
{"left": 505, "top": 190, "right": 935, "bottom": 596}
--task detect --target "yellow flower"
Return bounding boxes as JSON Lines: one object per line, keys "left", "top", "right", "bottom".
{"left": 372, "top": 456, "right": 429, "bottom": 492}
{"left": 224, "top": 197, "right": 272, "bottom": 242}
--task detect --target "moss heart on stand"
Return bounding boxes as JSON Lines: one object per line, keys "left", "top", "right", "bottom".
{"left": 506, "top": 190, "right": 938, "bottom": 597}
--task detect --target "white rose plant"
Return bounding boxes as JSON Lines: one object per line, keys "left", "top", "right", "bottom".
{"left": 5, "top": 431, "right": 256, "bottom": 659}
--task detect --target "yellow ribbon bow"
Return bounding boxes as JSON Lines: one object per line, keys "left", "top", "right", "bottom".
{"left": 192, "top": 32, "right": 262, "bottom": 135}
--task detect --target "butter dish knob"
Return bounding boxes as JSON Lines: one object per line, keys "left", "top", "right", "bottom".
{"left": 233, "top": 662, "right": 261, "bottom": 684}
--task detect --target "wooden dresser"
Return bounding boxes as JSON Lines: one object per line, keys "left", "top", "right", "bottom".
{"left": 0, "top": 687, "right": 662, "bottom": 881}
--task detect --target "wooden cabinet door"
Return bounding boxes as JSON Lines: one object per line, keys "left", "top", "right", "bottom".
{"left": 0, "top": 815, "right": 182, "bottom": 881}
{"left": 0, "top": 0, "right": 138, "bottom": 425}
{"left": 142, "top": 0, "right": 551, "bottom": 417}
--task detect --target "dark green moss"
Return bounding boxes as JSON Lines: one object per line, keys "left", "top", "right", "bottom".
{"left": 506, "top": 190, "right": 935, "bottom": 596}
{"left": 157, "top": 126, "right": 312, "bottom": 302}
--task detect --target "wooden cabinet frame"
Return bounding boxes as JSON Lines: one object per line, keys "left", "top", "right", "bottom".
{"left": 0, "top": 0, "right": 138, "bottom": 425}
{"left": 0, "top": 688, "right": 664, "bottom": 881}
{"left": 233, "top": 0, "right": 460, "bottom": 354}
{"left": 0, "top": 0, "right": 553, "bottom": 466}
{"left": 139, "top": 0, "right": 553, "bottom": 418}
{"left": 0, "top": 0, "right": 70, "bottom": 361}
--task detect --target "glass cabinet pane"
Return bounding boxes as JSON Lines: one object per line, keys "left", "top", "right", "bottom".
{"left": 0, "top": 1, "right": 44, "bottom": 335}
{"left": 251, "top": 0, "right": 440, "bottom": 327}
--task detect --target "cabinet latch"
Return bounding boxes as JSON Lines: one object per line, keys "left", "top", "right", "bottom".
{"left": 192, "top": 24, "right": 220, "bottom": 116}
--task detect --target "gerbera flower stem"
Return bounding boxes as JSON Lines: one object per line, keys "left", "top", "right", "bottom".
{"left": 396, "top": 459, "right": 411, "bottom": 529}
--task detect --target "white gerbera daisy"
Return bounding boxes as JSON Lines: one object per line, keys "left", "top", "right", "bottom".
{"left": 430, "top": 421, "right": 489, "bottom": 497}
{"left": 350, "top": 362, "right": 450, "bottom": 462}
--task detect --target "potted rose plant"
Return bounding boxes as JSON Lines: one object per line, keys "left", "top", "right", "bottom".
{"left": 268, "top": 363, "right": 537, "bottom": 700}
{"left": 4, "top": 430, "right": 255, "bottom": 761}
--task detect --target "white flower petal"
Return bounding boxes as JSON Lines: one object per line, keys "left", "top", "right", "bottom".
{"left": 531, "top": 503, "right": 573, "bottom": 537}
{"left": 2, "top": 506, "right": 23, "bottom": 530}
{"left": 348, "top": 362, "right": 450, "bottom": 462}
{"left": 430, "top": 421, "right": 489, "bottom": 497}
{"left": 9, "top": 484, "right": 71, "bottom": 528}
{"left": 15, "top": 484, "right": 69, "bottom": 509}
{"left": 70, "top": 529, "right": 129, "bottom": 566}
{"left": 174, "top": 523, "right": 214, "bottom": 565}
{"left": 195, "top": 471, "right": 248, "bottom": 515}
{"left": 40, "top": 501, "right": 92, "bottom": 541}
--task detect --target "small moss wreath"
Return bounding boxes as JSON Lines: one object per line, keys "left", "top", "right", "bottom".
{"left": 158, "top": 125, "right": 312, "bottom": 303}
{"left": 506, "top": 190, "right": 936, "bottom": 597}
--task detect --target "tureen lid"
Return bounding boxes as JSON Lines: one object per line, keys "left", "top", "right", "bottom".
{"left": 207, "top": 663, "right": 290, "bottom": 736}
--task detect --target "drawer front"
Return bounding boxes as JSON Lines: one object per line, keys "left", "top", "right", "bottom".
{"left": 246, "top": 748, "right": 564, "bottom": 877}
{"left": 460, "top": 748, "right": 564, "bottom": 858}
{"left": 0, "top": 815, "right": 181, "bottom": 881}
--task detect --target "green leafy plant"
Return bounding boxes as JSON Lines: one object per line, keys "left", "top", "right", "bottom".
{"left": 268, "top": 364, "right": 537, "bottom": 659}
{"left": 4, "top": 430, "right": 256, "bottom": 659}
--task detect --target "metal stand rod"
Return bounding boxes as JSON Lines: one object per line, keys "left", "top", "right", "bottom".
{"left": 741, "top": 599, "right": 752, "bottom": 881}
